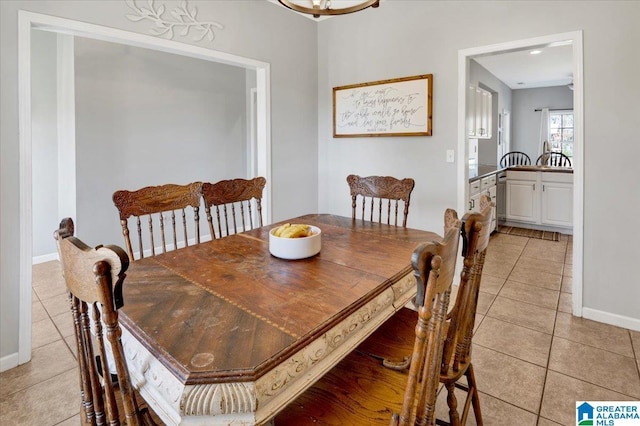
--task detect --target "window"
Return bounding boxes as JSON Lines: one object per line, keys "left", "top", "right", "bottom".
{"left": 549, "top": 110, "right": 574, "bottom": 159}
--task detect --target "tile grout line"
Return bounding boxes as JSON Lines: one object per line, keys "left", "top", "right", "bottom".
{"left": 544, "top": 363, "right": 640, "bottom": 401}
{"left": 479, "top": 233, "right": 524, "bottom": 315}
{"left": 36, "top": 264, "right": 78, "bottom": 361}
{"left": 480, "top": 234, "right": 555, "bottom": 424}
{"left": 33, "top": 264, "right": 81, "bottom": 422}
{"left": 16, "top": 238, "right": 637, "bottom": 424}
{"left": 537, "top": 234, "right": 569, "bottom": 424}
{"left": 0, "top": 361, "right": 78, "bottom": 400}
{"left": 501, "top": 235, "right": 558, "bottom": 425}
{"left": 628, "top": 329, "right": 640, "bottom": 383}
{"left": 493, "top": 288, "right": 560, "bottom": 311}
{"left": 535, "top": 297, "right": 560, "bottom": 425}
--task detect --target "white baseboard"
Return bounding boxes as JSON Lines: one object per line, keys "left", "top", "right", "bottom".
{"left": 34, "top": 234, "right": 215, "bottom": 264}
{"left": 581, "top": 307, "right": 640, "bottom": 332}
{"left": 0, "top": 352, "right": 19, "bottom": 373}
{"left": 32, "top": 252, "right": 58, "bottom": 264}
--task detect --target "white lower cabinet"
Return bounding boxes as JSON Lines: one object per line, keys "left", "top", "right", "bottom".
{"left": 468, "top": 173, "right": 498, "bottom": 232}
{"left": 541, "top": 180, "right": 573, "bottom": 227}
{"left": 506, "top": 178, "right": 538, "bottom": 223}
{"left": 506, "top": 170, "right": 573, "bottom": 229}
{"left": 469, "top": 191, "right": 482, "bottom": 212}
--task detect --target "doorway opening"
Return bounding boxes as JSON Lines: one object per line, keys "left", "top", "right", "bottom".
{"left": 457, "top": 31, "right": 584, "bottom": 317}
{"left": 17, "top": 11, "right": 272, "bottom": 365}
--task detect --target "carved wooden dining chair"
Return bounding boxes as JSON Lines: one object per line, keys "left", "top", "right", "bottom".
{"left": 54, "top": 218, "right": 158, "bottom": 426}
{"left": 536, "top": 151, "right": 572, "bottom": 167}
{"left": 499, "top": 151, "right": 531, "bottom": 168}
{"left": 112, "top": 182, "right": 203, "bottom": 260}
{"left": 201, "top": 176, "right": 266, "bottom": 238}
{"left": 347, "top": 174, "right": 415, "bottom": 227}
{"left": 357, "top": 194, "right": 494, "bottom": 425}
{"left": 274, "top": 219, "right": 462, "bottom": 426}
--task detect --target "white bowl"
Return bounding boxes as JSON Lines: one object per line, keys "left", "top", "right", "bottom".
{"left": 269, "top": 225, "right": 321, "bottom": 260}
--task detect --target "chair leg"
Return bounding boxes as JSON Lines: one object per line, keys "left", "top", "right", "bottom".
{"left": 466, "top": 364, "right": 483, "bottom": 426}
{"left": 446, "top": 382, "right": 461, "bottom": 426}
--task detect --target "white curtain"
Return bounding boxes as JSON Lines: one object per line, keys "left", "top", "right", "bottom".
{"left": 538, "top": 107, "right": 550, "bottom": 160}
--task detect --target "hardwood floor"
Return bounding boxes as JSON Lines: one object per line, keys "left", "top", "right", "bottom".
{"left": 1, "top": 233, "right": 639, "bottom": 425}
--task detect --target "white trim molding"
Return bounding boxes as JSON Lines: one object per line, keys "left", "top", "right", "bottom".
{"left": 582, "top": 307, "right": 640, "bottom": 333}
{"left": 458, "top": 30, "right": 584, "bottom": 318}
{"left": 0, "top": 353, "right": 20, "bottom": 373}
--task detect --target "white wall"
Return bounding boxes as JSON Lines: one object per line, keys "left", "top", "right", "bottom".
{"left": 512, "top": 86, "right": 574, "bottom": 161}
{"left": 3, "top": 0, "right": 640, "bottom": 368}
{"left": 74, "top": 36, "right": 251, "bottom": 247}
{"left": 316, "top": 1, "right": 640, "bottom": 328}
{"left": 1, "top": 0, "right": 319, "bottom": 364}
{"left": 32, "top": 34, "right": 255, "bottom": 257}
{"left": 31, "top": 30, "right": 59, "bottom": 257}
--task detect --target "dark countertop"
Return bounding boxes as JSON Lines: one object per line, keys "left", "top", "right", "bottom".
{"left": 469, "top": 165, "right": 501, "bottom": 182}
{"left": 507, "top": 165, "right": 574, "bottom": 173}
{"left": 469, "top": 165, "right": 573, "bottom": 182}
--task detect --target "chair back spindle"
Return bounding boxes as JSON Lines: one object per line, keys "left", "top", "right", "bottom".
{"left": 391, "top": 196, "right": 492, "bottom": 425}
{"left": 54, "top": 218, "right": 156, "bottom": 426}
{"left": 437, "top": 193, "right": 493, "bottom": 425}
{"left": 499, "top": 151, "right": 531, "bottom": 168}
{"left": 536, "top": 152, "right": 572, "bottom": 167}
{"left": 347, "top": 174, "right": 415, "bottom": 227}
{"left": 113, "top": 182, "right": 203, "bottom": 260}
{"left": 201, "top": 177, "right": 266, "bottom": 238}
{"left": 392, "top": 222, "right": 461, "bottom": 425}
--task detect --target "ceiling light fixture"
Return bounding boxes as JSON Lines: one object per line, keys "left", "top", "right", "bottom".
{"left": 277, "top": 0, "right": 380, "bottom": 18}
{"left": 529, "top": 50, "right": 542, "bottom": 55}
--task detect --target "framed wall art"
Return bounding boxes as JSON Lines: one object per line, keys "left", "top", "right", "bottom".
{"left": 333, "top": 74, "right": 433, "bottom": 137}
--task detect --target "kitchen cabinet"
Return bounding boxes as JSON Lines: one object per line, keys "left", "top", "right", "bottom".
{"left": 540, "top": 173, "right": 573, "bottom": 227}
{"left": 467, "top": 85, "right": 492, "bottom": 139}
{"left": 481, "top": 174, "right": 498, "bottom": 232}
{"left": 506, "top": 170, "right": 573, "bottom": 229}
{"left": 469, "top": 138, "right": 478, "bottom": 170}
{"left": 468, "top": 172, "right": 497, "bottom": 232}
{"left": 506, "top": 172, "right": 538, "bottom": 223}
{"left": 496, "top": 171, "right": 506, "bottom": 221}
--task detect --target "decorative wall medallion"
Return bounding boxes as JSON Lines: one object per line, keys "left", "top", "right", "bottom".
{"left": 125, "top": 0, "right": 224, "bottom": 42}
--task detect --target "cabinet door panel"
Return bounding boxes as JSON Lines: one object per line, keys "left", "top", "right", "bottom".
{"left": 488, "top": 186, "right": 497, "bottom": 232}
{"left": 481, "top": 91, "right": 492, "bottom": 138}
{"left": 467, "top": 85, "right": 492, "bottom": 139}
{"left": 475, "top": 88, "right": 484, "bottom": 136}
{"left": 469, "top": 192, "right": 481, "bottom": 212}
{"left": 541, "top": 183, "right": 573, "bottom": 226}
{"left": 497, "top": 179, "right": 506, "bottom": 220}
{"left": 506, "top": 180, "right": 537, "bottom": 223}
{"left": 467, "top": 85, "right": 477, "bottom": 136}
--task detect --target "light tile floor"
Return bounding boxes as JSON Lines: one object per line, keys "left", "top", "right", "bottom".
{"left": 1, "top": 233, "right": 639, "bottom": 425}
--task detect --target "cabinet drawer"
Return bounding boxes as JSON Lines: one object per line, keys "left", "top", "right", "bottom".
{"left": 481, "top": 174, "right": 497, "bottom": 189}
{"left": 469, "top": 179, "right": 481, "bottom": 196}
{"left": 541, "top": 172, "right": 573, "bottom": 184}
{"left": 507, "top": 170, "right": 537, "bottom": 181}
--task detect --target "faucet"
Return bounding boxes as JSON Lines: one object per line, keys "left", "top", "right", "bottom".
{"left": 541, "top": 140, "right": 551, "bottom": 165}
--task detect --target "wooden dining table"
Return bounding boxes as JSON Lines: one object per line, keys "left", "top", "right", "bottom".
{"left": 118, "top": 214, "right": 440, "bottom": 425}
